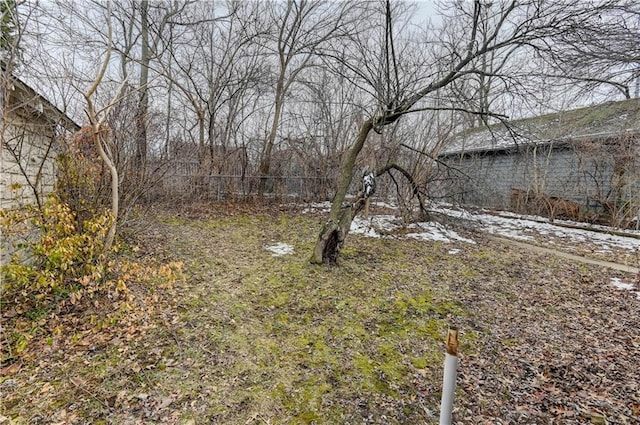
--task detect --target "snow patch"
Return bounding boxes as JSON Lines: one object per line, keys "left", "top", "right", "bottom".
{"left": 435, "top": 205, "right": 640, "bottom": 252}
{"left": 265, "top": 242, "right": 294, "bottom": 257}
{"left": 406, "top": 222, "right": 476, "bottom": 244}
{"left": 350, "top": 215, "right": 401, "bottom": 238}
{"left": 372, "top": 201, "right": 398, "bottom": 210}
{"left": 370, "top": 215, "right": 401, "bottom": 232}
{"left": 611, "top": 278, "right": 634, "bottom": 291}
{"left": 610, "top": 277, "right": 640, "bottom": 299}
{"left": 298, "top": 201, "right": 640, "bottom": 255}
{"left": 349, "top": 213, "right": 476, "bottom": 244}
{"left": 300, "top": 202, "right": 331, "bottom": 214}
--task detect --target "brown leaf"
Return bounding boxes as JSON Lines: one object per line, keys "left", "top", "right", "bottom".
{"left": 0, "top": 361, "right": 22, "bottom": 376}
{"left": 156, "top": 396, "right": 174, "bottom": 410}
{"left": 2, "top": 309, "right": 17, "bottom": 318}
{"left": 70, "top": 377, "right": 86, "bottom": 387}
{"left": 39, "top": 382, "right": 53, "bottom": 394}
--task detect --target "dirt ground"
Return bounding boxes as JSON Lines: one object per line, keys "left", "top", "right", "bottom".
{"left": 2, "top": 205, "right": 639, "bottom": 424}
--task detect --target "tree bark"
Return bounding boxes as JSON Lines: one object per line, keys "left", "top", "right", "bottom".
{"left": 310, "top": 118, "right": 373, "bottom": 264}
{"left": 94, "top": 128, "right": 119, "bottom": 250}
{"left": 135, "top": 0, "right": 149, "bottom": 169}
{"left": 258, "top": 78, "right": 285, "bottom": 195}
{"left": 83, "top": 0, "right": 122, "bottom": 252}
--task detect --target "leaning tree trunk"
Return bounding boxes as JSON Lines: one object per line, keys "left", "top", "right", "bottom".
{"left": 310, "top": 119, "right": 373, "bottom": 265}
{"left": 90, "top": 126, "right": 119, "bottom": 252}
{"left": 311, "top": 192, "right": 370, "bottom": 264}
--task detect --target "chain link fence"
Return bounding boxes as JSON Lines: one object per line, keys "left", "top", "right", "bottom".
{"left": 151, "top": 173, "right": 334, "bottom": 203}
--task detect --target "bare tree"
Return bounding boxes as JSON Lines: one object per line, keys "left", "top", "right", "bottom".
{"left": 530, "top": 1, "right": 640, "bottom": 100}
{"left": 82, "top": 1, "right": 128, "bottom": 250}
{"left": 311, "top": 0, "right": 624, "bottom": 264}
{"left": 134, "top": 0, "right": 150, "bottom": 167}
{"left": 14, "top": 0, "right": 639, "bottom": 250}
{"left": 159, "top": 2, "right": 263, "bottom": 179}
{"left": 257, "top": 0, "right": 365, "bottom": 195}
{"left": 111, "top": 0, "right": 189, "bottom": 167}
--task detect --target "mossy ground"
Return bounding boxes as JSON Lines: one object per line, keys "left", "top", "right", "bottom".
{"left": 2, "top": 205, "right": 638, "bottom": 424}
{"left": 140, "top": 212, "right": 470, "bottom": 424}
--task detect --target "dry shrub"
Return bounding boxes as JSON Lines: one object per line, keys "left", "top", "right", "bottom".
{"left": 0, "top": 195, "right": 183, "bottom": 363}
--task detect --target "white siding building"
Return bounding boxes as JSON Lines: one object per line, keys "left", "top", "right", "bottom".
{"left": 0, "top": 75, "right": 79, "bottom": 209}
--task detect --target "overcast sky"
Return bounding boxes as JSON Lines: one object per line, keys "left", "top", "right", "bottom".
{"left": 411, "top": 0, "right": 441, "bottom": 26}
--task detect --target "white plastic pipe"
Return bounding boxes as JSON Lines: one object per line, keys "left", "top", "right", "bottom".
{"left": 439, "top": 327, "right": 459, "bottom": 425}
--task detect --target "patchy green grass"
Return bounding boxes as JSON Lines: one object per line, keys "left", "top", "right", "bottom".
{"left": 141, "top": 213, "right": 469, "bottom": 423}
{"left": 3, "top": 208, "right": 638, "bottom": 424}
